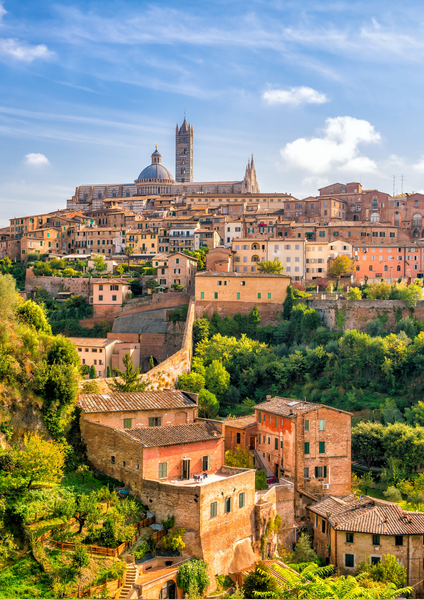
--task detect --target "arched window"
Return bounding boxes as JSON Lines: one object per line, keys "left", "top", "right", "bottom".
{"left": 159, "top": 580, "right": 176, "bottom": 599}
{"left": 356, "top": 265, "right": 360, "bottom": 271}
{"left": 394, "top": 212, "right": 399, "bottom": 226}
{"left": 384, "top": 265, "right": 388, "bottom": 271}
{"left": 251, "top": 243, "right": 260, "bottom": 250}
{"left": 412, "top": 214, "right": 423, "bottom": 227}
{"left": 353, "top": 215, "right": 359, "bottom": 221}
{"left": 397, "top": 265, "right": 401, "bottom": 271}
{"left": 252, "top": 255, "right": 260, "bottom": 262}
{"left": 413, "top": 229, "right": 419, "bottom": 238}
{"left": 370, "top": 213, "right": 380, "bottom": 223}
{"left": 369, "top": 265, "right": 373, "bottom": 271}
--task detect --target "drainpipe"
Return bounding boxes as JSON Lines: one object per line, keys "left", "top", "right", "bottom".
{"left": 407, "top": 536, "right": 410, "bottom": 587}
{"left": 334, "top": 528, "right": 338, "bottom": 569}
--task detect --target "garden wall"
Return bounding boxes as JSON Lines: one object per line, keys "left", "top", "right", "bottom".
{"left": 309, "top": 298, "right": 424, "bottom": 331}
{"left": 25, "top": 269, "right": 91, "bottom": 297}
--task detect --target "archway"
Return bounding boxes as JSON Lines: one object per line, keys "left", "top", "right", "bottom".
{"left": 159, "top": 580, "right": 176, "bottom": 599}
{"left": 353, "top": 214, "right": 359, "bottom": 221}
{"left": 142, "top": 356, "right": 159, "bottom": 372}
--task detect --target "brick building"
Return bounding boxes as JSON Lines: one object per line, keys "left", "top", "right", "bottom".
{"left": 78, "top": 390, "right": 198, "bottom": 430}
{"left": 90, "top": 278, "right": 132, "bottom": 315}
{"left": 254, "top": 397, "right": 351, "bottom": 500}
{"left": 195, "top": 272, "right": 291, "bottom": 320}
{"left": 353, "top": 242, "right": 424, "bottom": 281}
{"left": 224, "top": 415, "right": 257, "bottom": 453}
{"left": 205, "top": 247, "right": 234, "bottom": 272}
{"left": 309, "top": 494, "right": 424, "bottom": 593}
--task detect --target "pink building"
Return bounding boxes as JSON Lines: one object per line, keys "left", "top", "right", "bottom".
{"left": 78, "top": 390, "right": 199, "bottom": 430}
{"left": 90, "top": 278, "right": 132, "bottom": 316}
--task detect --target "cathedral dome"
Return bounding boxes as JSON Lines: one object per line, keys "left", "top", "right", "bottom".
{"left": 136, "top": 147, "right": 174, "bottom": 182}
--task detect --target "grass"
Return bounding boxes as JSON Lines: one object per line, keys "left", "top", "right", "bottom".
{"left": 0, "top": 557, "right": 52, "bottom": 599}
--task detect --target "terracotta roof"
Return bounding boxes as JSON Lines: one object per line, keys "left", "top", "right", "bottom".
{"left": 309, "top": 495, "right": 424, "bottom": 535}
{"left": 196, "top": 272, "right": 291, "bottom": 278}
{"left": 121, "top": 421, "right": 222, "bottom": 447}
{"left": 77, "top": 390, "right": 197, "bottom": 413}
{"left": 225, "top": 415, "right": 257, "bottom": 429}
{"left": 69, "top": 337, "right": 116, "bottom": 348}
{"left": 254, "top": 396, "right": 352, "bottom": 417}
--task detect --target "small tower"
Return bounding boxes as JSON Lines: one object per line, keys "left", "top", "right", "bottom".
{"left": 175, "top": 115, "right": 193, "bottom": 183}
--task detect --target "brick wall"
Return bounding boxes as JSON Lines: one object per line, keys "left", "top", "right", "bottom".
{"left": 25, "top": 269, "right": 91, "bottom": 297}
{"left": 195, "top": 300, "right": 284, "bottom": 324}
{"left": 82, "top": 405, "right": 197, "bottom": 430}
{"left": 224, "top": 424, "right": 257, "bottom": 453}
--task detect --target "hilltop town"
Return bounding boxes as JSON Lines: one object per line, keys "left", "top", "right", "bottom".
{"left": 2, "top": 117, "right": 424, "bottom": 599}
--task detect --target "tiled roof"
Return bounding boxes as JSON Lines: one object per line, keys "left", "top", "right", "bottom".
{"left": 225, "top": 415, "right": 257, "bottom": 429}
{"left": 77, "top": 390, "right": 197, "bottom": 414}
{"left": 309, "top": 495, "right": 424, "bottom": 535}
{"left": 121, "top": 421, "right": 222, "bottom": 447}
{"left": 254, "top": 396, "right": 351, "bottom": 417}
{"left": 69, "top": 337, "right": 115, "bottom": 348}
{"left": 196, "top": 272, "right": 291, "bottom": 279}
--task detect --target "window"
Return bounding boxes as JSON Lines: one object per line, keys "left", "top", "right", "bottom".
{"left": 123, "top": 461, "right": 126, "bottom": 467}
{"left": 275, "top": 416, "right": 278, "bottom": 427}
{"left": 304, "top": 467, "right": 310, "bottom": 478}
{"left": 319, "top": 419, "right": 325, "bottom": 431}
{"left": 200, "top": 292, "right": 204, "bottom": 299}
{"left": 158, "top": 462, "right": 168, "bottom": 478}
{"left": 305, "top": 420, "right": 310, "bottom": 432}
{"left": 371, "top": 556, "right": 380, "bottom": 565}
{"left": 98, "top": 295, "right": 103, "bottom": 301}
{"left": 237, "top": 292, "right": 240, "bottom": 299}
{"left": 258, "top": 411, "right": 261, "bottom": 423}
{"left": 275, "top": 438, "right": 278, "bottom": 450}
{"left": 149, "top": 417, "right": 162, "bottom": 427}
{"left": 225, "top": 497, "right": 232, "bottom": 513}
{"left": 315, "top": 466, "right": 327, "bottom": 478}
{"left": 258, "top": 293, "right": 261, "bottom": 299}
{"left": 322, "top": 519, "right": 326, "bottom": 533}
{"left": 110, "top": 284, "right": 119, "bottom": 291}
{"left": 210, "top": 501, "right": 217, "bottom": 518}
{"left": 395, "top": 536, "right": 403, "bottom": 546}
{"left": 319, "top": 441, "right": 325, "bottom": 453}
{"left": 111, "top": 456, "right": 115, "bottom": 464}
{"left": 372, "top": 534, "right": 380, "bottom": 546}
{"left": 268, "top": 437, "right": 270, "bottom": 445}
{"left": 239, "top": 492, "right": 245, "bottom": 508}
{"left": 123, "top": 418, "right": 132, "bottom": 429}
{"left": 112, "top": 295, "right": 117, "bottom": 302}
{"left": 214, "top": 292, "right": 218, "bottom": 299}
{"left": 346, "top": 532, "right": 354, "bottom": 543}
{"left": 202, "top": 455, "right": 210, "bottom": 471}
{"left": 304, "top": 442, "right": 310, "bottom": 454}
{"left": 345, "top": 554, "right": 354, "bottom": 568}
{"left": 268, "top": 293, "right": 271, "bottom": 299}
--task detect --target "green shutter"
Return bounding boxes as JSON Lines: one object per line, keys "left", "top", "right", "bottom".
{"left": 275, "top": 438, "right": 278, "bottom": 450}
{"left": 304, "top": 442, "right": 310, "bottom": 454}
{"left": 158, "top": 462, "right": 167, "bottom": 478}
{"left": 319, "top": 441, "right": 325, "bottom": 453}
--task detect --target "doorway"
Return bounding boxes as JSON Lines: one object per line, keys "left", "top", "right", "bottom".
{"left": 182, "top": 458, "right": 191, "bottom": 480}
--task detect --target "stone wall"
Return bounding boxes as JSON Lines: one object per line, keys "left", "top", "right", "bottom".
{"left": 25, "top": 269, "right": 91, "bottom": 298}
{"left": 309, "top": 298, "right": 424, "bottom": 331}
{"left": 195, "top": 300, "right": 283, "bottom": 324}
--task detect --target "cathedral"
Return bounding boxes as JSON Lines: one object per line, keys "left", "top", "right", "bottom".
{"left": 68, "top": 116, "right": 260, "bottom": 210}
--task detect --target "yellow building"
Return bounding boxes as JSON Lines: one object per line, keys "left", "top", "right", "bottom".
{"left": 195, "top": 271, "right": 291, "bottom": 320}
{"left": 232, "top": 238, "right": 305, "bottom": 282}
{"left": 305, "top": 240, "right": 353, "bottom": 280}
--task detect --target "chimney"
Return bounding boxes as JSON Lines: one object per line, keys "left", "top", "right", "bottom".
{"left": 266, "top": 395, "right": 271, "bottom": 402}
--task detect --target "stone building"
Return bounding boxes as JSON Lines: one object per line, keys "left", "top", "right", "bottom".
{"left": 78, "top": 390, "right": 198, "bottom": 430}
{"left": 90, "top": 278, "right": 132, "bottom": 316}
{"left": 309, "top": 494, "right": 424, "bottom": 593}
{"left": 231, "top": 238, "right": 305, "bottom": 281}
{"left": 224, "top": 415, "right": 257, "bottom": 453}
{"left": 254, "top": 397, "right": 352, "bottom": 501}
{"left": 205, "top": 247, "right": 234, "bottom": 272}
{"left": 175, "top": 116, "right": 193, "bottom": 183}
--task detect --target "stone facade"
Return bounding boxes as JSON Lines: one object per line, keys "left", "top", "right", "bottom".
{"left": 224, "top": 416, "right": 257, "bottom": 453}
{"left": 175, "top": 117, "right": 194, "bottom": 183}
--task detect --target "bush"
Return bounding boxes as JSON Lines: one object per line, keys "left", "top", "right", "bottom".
{"left": 72, "top": 544, "right": 90, "bottom": 572}
{"left": 177, "top": 559, "right": 210, "bottom": 595}
{"left": 348, "top": 287, "right": 362, "bottom": 300}
{"left": 255, "top": 469, "right": 267, "bottom": 490}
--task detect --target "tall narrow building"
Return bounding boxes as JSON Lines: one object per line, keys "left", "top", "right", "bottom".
{"left": 175, "top": 115, "right": 193, "bottom": 183}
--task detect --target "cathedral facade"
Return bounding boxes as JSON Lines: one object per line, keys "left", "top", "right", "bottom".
{"left": 67, "top": 117, "right": 259, "bottom": 210}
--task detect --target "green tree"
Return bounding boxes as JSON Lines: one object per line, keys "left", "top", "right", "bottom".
{"left": 193, "top": 318, "right": 210, "bottom": 345}
{"left": 225, "top": 447, "right": 253, "bottom": 468}
{"left": 89, "top": 365, "right": 97, "bottom": 379}
{"left": 290, "top": 532, "right": 318, "bottom": 564}
{"left": 204, "top": 360, "right": 230, "bottom": 400}
{"left": 16, "top": 300, "right": 52, "bottom": 334}
{"left": 116, "top": 264, "right": 125, "bottom": 276}
{"left": 383, "top": 486, "right": 402, "bottom": 503}
{"left": 47, "top": 335, "right": 80, "bottom": 367}
{"left": 255, "top": 469, "right": 267, "bottom": 490}
{"left": 243, "top": 562, "right": 278, "bottom": 599}
{"left": 124, "top": 246, "right": 134, "bottom": 269}
{"left": 109, "top": 353, "right": 147, "bottom": 393}
{"left": 249, "top": 305, "right": 261, "bottom": 326}
{"left": 0, "top": 433, "right": 65, "bottom": 491}
{"left": 81, "top": 380, "right": 101, "bottom": 394}
{"left": 171, "top": 283, "right": 184, "bottom": 291}
{"left": 73, "top": 492, "right": 100, "bottom": 534}
{"left": 177, "top": 371, "right": 205, "bottom": 393}
{"left": 162, "top": 528, "right": 186, "bottom": 552}
{"left": 328, "top": 254, "right": 355, "bottom": 289}
{"left": 356, "top": 554, "right": 406, "bottom": 589}
{"left": 347, "top": 287, "right": 362, "bottom": 300}
{"left": 145, "top": 278, "right": 160, "bottom": 293}
{"left": 282, "top": 285, "right": 294, "bottom": 320}
{"left": 198, "top": 389, "right": 219, "bottom": 418}
{"left": 358, "top": 471, "right": 374, "bottom": 495}
{"left": 93, "top": 255, "right": 107, "bottom": 273}
{"left": 257, "top": 259, "right": 284, "bottom": 274}
{"left": 351, "top": 422, "right": 385, "bottom": 468}
{"left": 106, "top": 365, "right": 112, "bottom": 378}
{"left": 177, "top": 559, "right": 210, "bottom": 595}
{"left": 71, "top": 544, "right": 90, "bottom": 573}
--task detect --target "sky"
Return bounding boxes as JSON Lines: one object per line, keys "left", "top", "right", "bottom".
{"left": 2, "top": 0, "right": 424, "bottom": 226}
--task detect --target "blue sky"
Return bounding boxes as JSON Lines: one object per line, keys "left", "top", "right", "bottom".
{"left": 1, "top": 0, "right": 424, "bottom": 226}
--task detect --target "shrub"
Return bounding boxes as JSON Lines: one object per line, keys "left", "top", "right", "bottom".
{"left": 177, "top": 559, "right": 210, "bottom": 595}
{"left": 347, "top": 287, "right": 362, "bottom": 300}
{"left": 255, "top": 469, "right": 267, "bottom": 490}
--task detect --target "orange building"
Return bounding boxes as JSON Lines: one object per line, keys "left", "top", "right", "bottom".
{"left": 353, "top": 243, "right": 424, "bottom": 281}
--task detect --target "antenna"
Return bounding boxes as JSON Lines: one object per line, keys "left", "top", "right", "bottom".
{"left": 401, "top": 174, "right": 404, "bottom": 195}
{"left": 393, "top": 176, "right": 396, "bottom": 197}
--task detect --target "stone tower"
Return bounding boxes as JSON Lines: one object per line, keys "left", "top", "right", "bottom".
{"left": 242, "top": 155, "right": 260, "bottom": 193}
{"left": 175, "top": 115, "right": 193, "bottom": 183}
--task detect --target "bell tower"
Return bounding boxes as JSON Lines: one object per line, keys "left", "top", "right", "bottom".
{"left": 175, "top": 114, "right": 193, "bottom": 183}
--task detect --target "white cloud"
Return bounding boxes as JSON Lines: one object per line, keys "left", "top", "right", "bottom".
{"left": 413, "top": 157, "right": 424, "bottom": 173}
{"left": 25, "top": 153, "right": 49, "bottom": 166}
{"left": 262, "top": 86, "right": 328, "bottom": 106}
{"left": 0, "top": 38, "right": 54, "bottom": 62}
{"left": 0, "top": 3, "right": 6, "bottom": 23}
{"left": 280, "top": 116, "right": 380, "bottom": 174}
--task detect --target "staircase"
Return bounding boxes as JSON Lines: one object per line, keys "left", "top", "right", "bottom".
{"left": 253, "top": 449, "right": 274, "bottom": 478}
{"left": 119, "top": 564, "right": 137, "bottom": 599}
